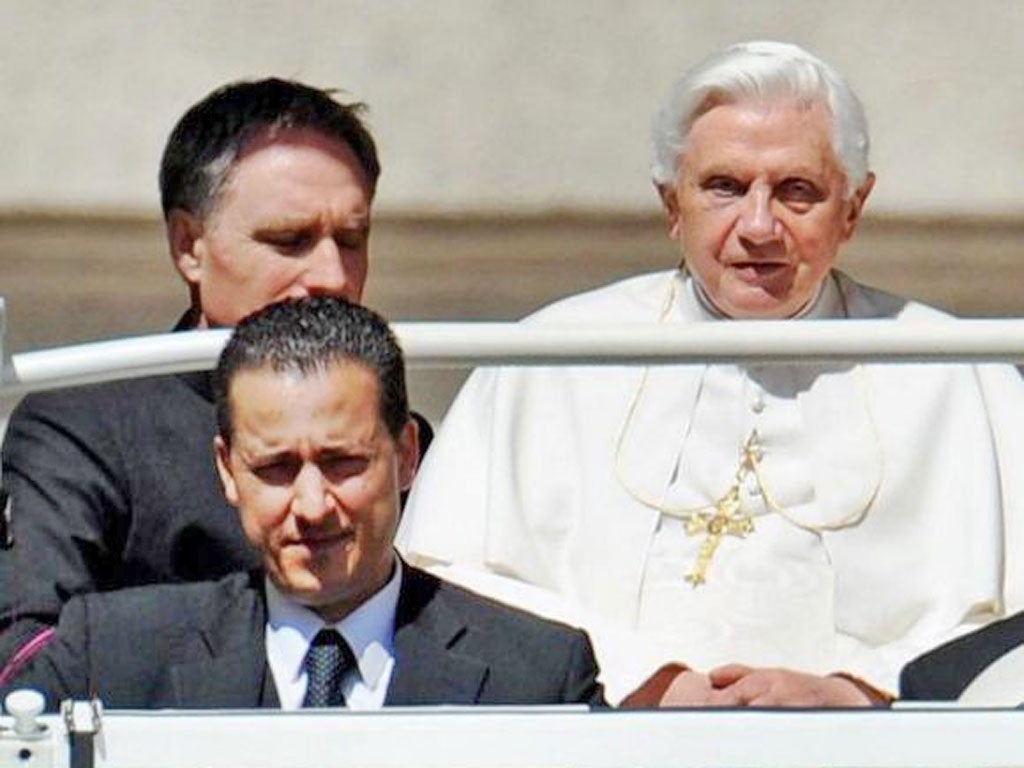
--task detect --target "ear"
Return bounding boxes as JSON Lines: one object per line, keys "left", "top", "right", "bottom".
{"left": 395, "top": 419, "right": 420, "bottom": 492}
{"left": 841, "top": 172, "right": 875, "bottom": 242}
{"left": 214, "top": 434, "right": 239, "bottom": 507}
{"left": 655, "top": 182, "right": 682, "bottom": 241}
{"left": 167, "top": 209, "right": 207, "bottom": 287}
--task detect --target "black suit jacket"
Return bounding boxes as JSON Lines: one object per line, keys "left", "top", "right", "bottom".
{"left": 11, "top": 566, "right": 605, "bottom": 710}
{"left": 900, "top": 612, "right": 1024, "bottom": 701}
{"left": 0, "top": 321, "right": 432, "bottom": 665}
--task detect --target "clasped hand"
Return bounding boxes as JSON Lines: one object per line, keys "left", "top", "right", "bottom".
{"left": 633, "top": 663, "right": 880, "bottom": 707}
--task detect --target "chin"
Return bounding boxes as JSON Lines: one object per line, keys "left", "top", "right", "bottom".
{"left": 277, "top": 573, "right": 325, "bottom": 601}
{"left": 720, "top": 293, "right": 795, "bottom": 319}
{"left": 717, "top": 267, "right": 816, "bottom": 318}
{"left": 273, "top": 560, "right": 339, "bottom": 596}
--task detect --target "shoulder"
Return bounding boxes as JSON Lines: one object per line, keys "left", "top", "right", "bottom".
{"left": 404, "top": 566, "right": 590, "bottom": 648}
{"left": 9, "top": 373, "right": 203, "bottom": 432}
{"left": 428, "top": 272, "right": 676, "bottom": 419}
{"left": 394, "top": 566, "right": 603, "bottom": 705}
{"left": 71, "top": 572, "right": 259, "bottom": 632}
{"left": 525, "top": 270, "right": 678, "bottom": 324}
{"left": 5, "top": 373, "right": 214, "bottom": 472}
{"left": 834, "top": 271, "right": 954, "bottom": 322}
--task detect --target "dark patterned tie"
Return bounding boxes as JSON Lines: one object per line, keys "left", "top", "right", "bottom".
{"left": 302, "top": 629, "right": 355, "bottom": 707}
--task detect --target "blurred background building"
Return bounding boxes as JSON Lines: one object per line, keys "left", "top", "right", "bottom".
{"left": 1, "top": 0, "right": 1022, "bottom": 419}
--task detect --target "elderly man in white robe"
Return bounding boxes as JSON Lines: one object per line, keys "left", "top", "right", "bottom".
{"left": 397, "top": 41, "right": 1024, "bottom": 706}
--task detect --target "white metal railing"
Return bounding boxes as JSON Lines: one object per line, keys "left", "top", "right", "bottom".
{"left": 3, "top": 703, "right": 1024, "bottom": 768}
{"left": 6, "top": 319, "right": 1024, "bottom": 395}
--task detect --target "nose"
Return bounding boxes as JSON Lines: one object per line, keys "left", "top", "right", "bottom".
{"left": 736, "top": 186, "right": 779, "bottom": 244}
{"left": 292, "top": 463, "right": 335, "bottom": 524}
{"left": 301, "top": 238, "right": 355, "bottom": 300}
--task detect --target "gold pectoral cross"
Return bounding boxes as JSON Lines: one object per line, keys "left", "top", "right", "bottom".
{"left": 682, "top": 432, "right": 761, "bottom": 586}
{"left": 683, "top": 489, "right": 754, "bottom": 586}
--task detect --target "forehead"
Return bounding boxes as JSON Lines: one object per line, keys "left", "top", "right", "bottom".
{"left": 207, "top": 128, "right": 372, "bottom": 223}
{"left": 680, "top": 98, "right": 843, "bottom": 180}
{"left": 227, "top": 361, "right": 381, "bottom": 434}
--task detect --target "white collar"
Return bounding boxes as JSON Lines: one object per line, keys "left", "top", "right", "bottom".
{"left": 265, "top": 557, "right": 402, "bottom": 709}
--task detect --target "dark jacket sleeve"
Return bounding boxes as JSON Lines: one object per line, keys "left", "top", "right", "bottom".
{"left": 0, "top": 373, "right": 259, "bottom": 672}
{"left": 4, "top": 594, "right": 92, "bottom": 711}
{"left": 898, "top": 656, "right": 930, "bottom": 700}
{"left": 2, "top": 575, "right": 262, "bottom": 712}
{"left": 560, "top": 627, "right": 607, "bottom": 707}
{"left": 900, "top": 613, "right": 1024, "bottom": 701}
{"left": 0, "top": 388, "right": 129, "bottom": 665}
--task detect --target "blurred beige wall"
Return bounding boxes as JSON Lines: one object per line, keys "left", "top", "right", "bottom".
{"left": 1, "top": 0, "right": 1022, "bottom": 217}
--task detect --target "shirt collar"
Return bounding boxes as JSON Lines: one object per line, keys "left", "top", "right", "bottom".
{"left": 265, "top": 557, "right": 402, "bottom": 693}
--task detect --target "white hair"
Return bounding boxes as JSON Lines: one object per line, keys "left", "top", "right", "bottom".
{"left": 651, "top": 41, "right": 870, "bottom": 195}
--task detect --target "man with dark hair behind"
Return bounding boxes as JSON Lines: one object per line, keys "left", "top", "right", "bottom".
{"left": 0, "top": 78, "right": 431, "bottom": 678}
{"left": 157, "top": 78, "right": 381, "bottom": 329}
{"left": 7, "top": 297, "right": 603, "bottom": 711}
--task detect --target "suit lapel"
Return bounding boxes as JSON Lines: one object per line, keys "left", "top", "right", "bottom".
{"left": 169, "top": 573, "right": 279, "bottom": 708}
{"left": 386, "top": 566, "right": 488, "bottom": 706}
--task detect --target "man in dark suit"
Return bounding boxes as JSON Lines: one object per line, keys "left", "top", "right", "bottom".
{"left": 9, "top": 297, "right": 604, "bottom": 710}
{"left": 0, "top": 79, "right": 431, "bottom": 676}
{"left": 900, "top": 613, "right": 1024, "bottom": 703}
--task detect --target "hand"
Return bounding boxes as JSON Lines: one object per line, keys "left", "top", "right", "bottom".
{"left": 621, "top": 663, "right": 730, "bottom": 707}
{"left": 707, "top": 664, "right": 876, "bottom": 707}
{"left": 658, "top": 668, "right": 732, "bottom": 706}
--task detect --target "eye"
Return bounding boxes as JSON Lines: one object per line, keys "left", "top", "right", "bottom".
{"left": 777, "top": 178, "right": 824, "bottom": 205}
{"left": 252, "top": 459, "right": 301, "bottom": 485}
{"left": 333, "top": 228, "right": 368, "bottom": 252}
{"left": 702, "top": 176, "right": 746, "bottom": 197}
{"left": 257, "top": 229, "right": 314, "bottom": 254}
{"left": 319, "top": 453, "right": 369, "bottom": 482}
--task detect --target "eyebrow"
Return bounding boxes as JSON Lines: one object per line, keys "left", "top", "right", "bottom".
{"left": 238, "top": 445, "right": 297, "bottom": 464}
{"left": 692, "top": 168, "right": 836, "bottom": 190}
{"left": 254, "top": 215, "right": 370, "bottom": 231}
{"left": 239, "top": 435, "right": 374, "bottom": 460}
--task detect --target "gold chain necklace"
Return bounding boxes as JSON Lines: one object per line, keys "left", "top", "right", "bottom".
{"left": 612, "top": 271, "right": 884, "bottom": 586}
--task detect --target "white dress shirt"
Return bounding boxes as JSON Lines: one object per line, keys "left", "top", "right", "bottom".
{"left": 265, "top": 558, "right": 401, "bottom": 710}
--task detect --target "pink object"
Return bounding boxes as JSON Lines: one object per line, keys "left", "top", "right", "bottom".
{"left": 0, "top": 628, "right": 55, "bottom": 686}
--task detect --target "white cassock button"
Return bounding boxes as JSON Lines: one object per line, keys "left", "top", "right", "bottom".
{"left": 750, "top": 391, "right": 765, "bottom": 413}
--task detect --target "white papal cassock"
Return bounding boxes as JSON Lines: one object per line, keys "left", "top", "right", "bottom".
{"left": 397, "top": 269, "right": 1024, "bottom": 702}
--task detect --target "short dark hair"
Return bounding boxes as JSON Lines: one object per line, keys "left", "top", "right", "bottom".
{"left": 159, "top": 78, "right": 381, "bottom": 219}
{"left": 213, "top": 297, "right": 408, "bottom": 444}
